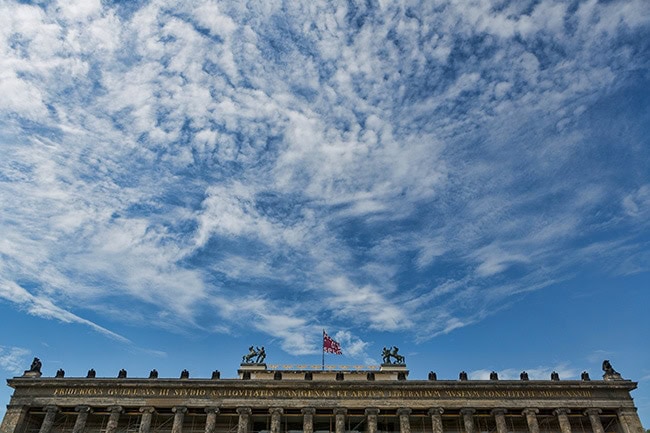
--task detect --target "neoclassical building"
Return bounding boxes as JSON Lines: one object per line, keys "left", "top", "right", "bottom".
{"left": 1, "top": 362, "right": 645, "bottom": 433}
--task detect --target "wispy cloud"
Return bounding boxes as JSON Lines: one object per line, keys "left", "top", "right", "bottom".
{"left": 0, "top": 346, "right": 30, "bottom": 374}
{"left": 0, "top": 279, "right": 130, "bottom": 343}
{"left": 0, "top": 0, "right": 649, "bottom": 356}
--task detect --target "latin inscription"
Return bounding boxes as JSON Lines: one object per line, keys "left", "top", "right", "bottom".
{"left": 51, "top": 387, "right": 593, "bottom": 399}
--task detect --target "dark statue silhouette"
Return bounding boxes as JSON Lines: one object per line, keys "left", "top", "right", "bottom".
{"left": 381, "top": 346, "right": 405, "bottom": 364}
{"left": 242, "top": 346, "right": 266, "bottom": 364}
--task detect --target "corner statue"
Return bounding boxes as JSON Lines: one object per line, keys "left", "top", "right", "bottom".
{"left": 23, "top": 357, "right": 43, "bottom": 378}
{"left": 29, "top": 358, "right": 42, "bottom": 373}
{"left": 601, "top": 360, "right": 622, "bottom": 380}
{"left": 242, "top": 346, "right": 267, "bottom": 364}
{"left": 602, "top": 360, "right": 618, "bottom": 375}
{"left": 381, "top": 346, "right": 405, "bottom": 364}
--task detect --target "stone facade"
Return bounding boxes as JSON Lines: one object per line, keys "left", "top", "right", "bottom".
{"left": 1, "top": 364, "right": 645, "bottom": 433}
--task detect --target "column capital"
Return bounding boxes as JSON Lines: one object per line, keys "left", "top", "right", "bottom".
{"left": 522, "top": 408, "right": 539, "bottom": 416}
{"left": 428, "top": 408, "right": 444, "bottom": 416}
{"left": 334, "top": 408, "right": 347, "bottom": 416}
{"left": 43, "top": 406, "right": 59, "bottom": 414}
{"left": 617, "top": 407, "right": 638, "bottom": 415}
{"left": 75, "top": 406, "right": 92, "bottom": 414}
{"left": 302, "top": 408, "right": 316, "bottom": 416}
{"left": 140, "top": 407, "right": 155, "bottom": 414}
{"left": 236, "top": 407, "right": 252, "bottom": 416}
{"left": 269, "top": 408, "right": 284, "bottom": 415}
{"left": 584, "top": 409, "right": 602, "bottom": 416}
{"left": 491, "top": 409, "right": 507, "bottom": 416}
{"left": 397, "top": 408, "right": 412, "bottom": 417}
{"left": 553, "top": 409, "right": 571, "bottom": 416}
{"left": 205, "top": 407, "right": 220, "bottom": 415}
{"left": 108, "top": 406, "right": 123, "bottom": 414}
{"left": 172, "top": 407, "right": 187, "bottom": 414}
{"left": 365, "top": 408, "right": 380, "bottom": 416}
{"left": 460, "top": 408, "right": 476, "bottom": 416}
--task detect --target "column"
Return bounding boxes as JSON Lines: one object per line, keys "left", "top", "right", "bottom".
{"left": 139, "top": 407, "right": 155, "bottom": 433}
{"left": 237, "top": 407, "right": 252, "bottom": 433}
{"left": 0, "top": 405, "right": 29, "bottom": 433}
{"left": 334, "top": 409, "right": 347, "bottom": 433}
{"left": 522, "top": 409, "right": 540, "bottom": 433}
{"left": 365, "top": 409, "right": 380, "bottom": 433}
{"left": 553, "top": 409, "right": 572, "bottom": 433}
{"left": 491, "top": 409, "right": 507, "bottom": 433}
{"left": 461, "top": 409, "right": 476, "bottom": 433}
{"left": 429, "top": 408, "right": 444, "bottom": 433}
{"left": 172, "top": 407, "right": 187, "bottom": 433}
{"left": 205, "top": 407, "right": 219, "bottom": 433}
{"left": 72, "top": 406, "right": 92, "bottom": 433}
{"left": 106, "top": 406, "right": 123, "bottom": 433}
{"left": 270, "top": 408, "right": 283, "bottom": 433}
{"left": 617, "top": 407, "right": 646, "bottom": 433}
{"left": 397, "top": 408, "right": 412, "bottom": 433}
{"left": 302, "top": 408, "right": 316, "bottom": 433}
{"left": 38, "top": 405, "right": 59, "bottom": 433}
{"left": 584, "top": 409, "right": 605, "bottom": 433}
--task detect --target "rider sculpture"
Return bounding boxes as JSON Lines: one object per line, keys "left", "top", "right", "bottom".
{"left": 242, "top": 346, "right": 267, "bottom": 364}
{"left": 381, "top": 346, "right": 405, "bottom": 364}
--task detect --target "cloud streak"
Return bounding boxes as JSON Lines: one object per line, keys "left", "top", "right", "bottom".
{"left": 0, "top": 0, "right": 649, "bottom": 355}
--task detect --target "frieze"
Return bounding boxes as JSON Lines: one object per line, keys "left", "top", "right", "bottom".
{"left": 27, "top": 386, "right": 607, "bottom": 400}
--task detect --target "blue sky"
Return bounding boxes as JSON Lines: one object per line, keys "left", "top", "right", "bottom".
{"left": 1, "top": 0, "right": 650, "bottom": 426}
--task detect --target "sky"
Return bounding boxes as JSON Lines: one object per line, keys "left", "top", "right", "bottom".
{"left": 1, "top": 0, "right": 650, "bottom": 427}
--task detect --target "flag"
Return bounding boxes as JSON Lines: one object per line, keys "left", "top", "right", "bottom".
{"left": 323, "top": 330, "right": 342, "bottom": 355}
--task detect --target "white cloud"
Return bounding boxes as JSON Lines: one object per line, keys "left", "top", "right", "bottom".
{"left": 0, "top": 0, "right": 647, "bottom": 354}
{"left": 0, "top": 279, "right": 130, "bottom": 344}
{"left": 623, "top": 185, "right": 650, "bottom": 218}
{"left": 0, "top": 347, "right": 30, "bottom": 374}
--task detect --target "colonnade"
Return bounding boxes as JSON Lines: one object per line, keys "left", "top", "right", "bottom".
{"left": 31, "top": 405, "right": 644, "bottom": 433}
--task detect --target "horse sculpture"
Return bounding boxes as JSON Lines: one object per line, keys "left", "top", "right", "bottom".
{"left": 242, "top": 346, "right": 258, "bottom": 363}
{"left": 390, "top": 346, "right": 405, "bottom": 364}
{"left": 381, "top": 346, "right": 405, "bottom": 364}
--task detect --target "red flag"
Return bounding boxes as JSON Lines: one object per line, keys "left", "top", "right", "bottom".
{"left": 323, "top": 330, "right": 342, "bottom": 355}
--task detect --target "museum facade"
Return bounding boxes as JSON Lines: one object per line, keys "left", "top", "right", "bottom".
{"left": 1, "top": 361, "right": 645, "bottom": 433}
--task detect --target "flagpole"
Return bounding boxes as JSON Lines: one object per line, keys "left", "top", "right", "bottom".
{"left": 322, "top": 329, "right": 325, "bottom": 371}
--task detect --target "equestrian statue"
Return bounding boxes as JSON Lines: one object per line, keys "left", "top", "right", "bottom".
{"left": 381, "top": 346, "right": 405, "bottom": 364}
{"left": 242, "top": 346, "right": 267, "bottom": 364}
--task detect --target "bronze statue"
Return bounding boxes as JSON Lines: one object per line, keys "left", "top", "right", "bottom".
{"left": 459, "top": 371, "right": 468, "bottom": 380}
{"left": 118, "top": 369, "right": 127, "bottom": 378}
{"left": 242, "top": 346, "right": 266, "bottom": 363}
{"left": 55, "top": 369, "right": 65, "bottom": 378}
{"left": 550, "top": 371, "right": 560, "bottom": 380}
{"left": 381, "top": 347, "right": 391, "bottom": 364}
{"left": 581, "top": 371, "right": 591, "bottom": 381}
{"left": 29, "top": 357, "right": 42, "bottom": 373}
{"left": 490, "top": 371, "right": 498, "bottom": 380}
{"left": 242, "top": 346, "right": 258, "bottom": 363}
{"left": 381, "top": 346, "right": 405, "bottom": 364}
{"left": 390, "top": 346, "right": 405, "bottom": 364}
{"left": 255, "top": 346, "right": 266, "bottom": 363}
{"left": 520, "top": 371, "right": 529, "bottom": 380}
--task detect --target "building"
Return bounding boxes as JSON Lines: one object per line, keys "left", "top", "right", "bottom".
{"left": 1, "top": 360, "right": 645, "bottom": 433}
